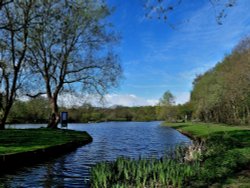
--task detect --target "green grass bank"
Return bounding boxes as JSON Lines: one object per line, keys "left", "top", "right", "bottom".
{"left": 90, "top": 122, "right": 250, "bottom": 187}
{"left": 0, "top": 128, "right": 92, "bottom": 171}
{"left": 163, "top": 122, "right": 250, "bottom": 187}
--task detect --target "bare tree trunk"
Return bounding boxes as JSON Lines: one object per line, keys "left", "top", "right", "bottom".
{"left": 246, "top": 105, "right": 250, "bottom": 124}
{"left": 0, "top": 116, "right": 7, "bottom": 130}
{"left": 47, "top": 97, "right": 60, "bottom": 129}
{"left": 0, "top": 103, "right": 12, "bottom": 130}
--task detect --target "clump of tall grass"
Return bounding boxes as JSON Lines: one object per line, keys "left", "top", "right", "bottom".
{"left": 90, "top": 145, "right": 201, "bottom": 188}
{"left": 184, "top": 141, "right": 205, "bottom": 162}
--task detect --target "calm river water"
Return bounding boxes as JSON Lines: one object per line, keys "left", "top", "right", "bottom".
{"left": 0, "top": 121, "right": 190, "bottom": 187}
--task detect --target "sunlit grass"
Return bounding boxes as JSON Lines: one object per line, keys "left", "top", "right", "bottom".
{"left": 0, "top": 129, "right": 92, "bottom": 154}
{"left": 90, "top": 122, "right": 250, "bottom": 187}
{"left": 163, "top": 122, "right": 250, "bottom": 187}
{"left": 163, "top": 122, "right": 250, "bottom": 153}
{"left": 163, "top": 122, "right": 247, "bottom": 137}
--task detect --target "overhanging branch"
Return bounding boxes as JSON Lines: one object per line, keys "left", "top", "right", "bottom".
{"left": 26, "top": 92, "right": 46, "bottom": 98}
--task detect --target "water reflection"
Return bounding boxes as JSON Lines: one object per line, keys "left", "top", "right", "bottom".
{"left": 1, "top": 121, "right": 190, "bottom": 187}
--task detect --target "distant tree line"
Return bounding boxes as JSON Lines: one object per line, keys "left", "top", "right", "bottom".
{"left": 66, "top": 105, "right": 158, "bottom": 123}
{"left": 7, "top": 94, "right": 193, "bottom": 124}
{"left": 7, "top": 98, "right": 159, "bottom": 123}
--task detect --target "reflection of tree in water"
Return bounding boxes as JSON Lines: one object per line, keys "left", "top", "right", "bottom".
{"left": 96, "top": 136, "right": 109, "bottom": 160}
{"left": 0, "top": 175, "right": 12, "bottom": 187}
{"left": 0, "top": 166, "right": 33, "bottom": 187}
{"left": 43, "top": 158, "right": 66, "bottom": 188}
{"left": 43, "top": 161, "right": 54, "bottom": 188}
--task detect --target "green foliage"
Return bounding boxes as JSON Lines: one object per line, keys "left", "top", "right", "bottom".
{"left": 71, "top": 105, "right": 158, "bottom": 122}
{"left": 201, "top": 150, "right": 246, "bottom": 182}
{"left": 8, "top": 100, "right": 159, "bottom": 123}
{"left": 164, "top": 122, "right": 250, "bottom": 186}
{"left": 159, "top": 90, "right": 175, "bottom": 106}
{"left": 205, "top": 133, "right": 242, "bottom": 151}
{"left": 190, "top": 36, "right": 250, "bottom": 125}
{"left": 176, "top": 103, "right": 193, "bottom": 121}
{"left": 198, "top": 135, "right": 248, "bottom": 185}
{"left": 130, "top": 106, "right": 157, "bottom": 121}
{"left": 90, "top": 151, "right": 200, "bottom": 188}
{"left": 8, "top": 96, "right": 195, "bottom": 123}
{"left": 7, "top": 91, "right": 194, "bottom": 124}
{"left": 91, "top": 122, "right": 250, "bottom": 187}
{"left": 8, "top": 97, "right": 50, "bottom": 123}
{"left": 156, "top": 91, "right": 178, "bottom": 121}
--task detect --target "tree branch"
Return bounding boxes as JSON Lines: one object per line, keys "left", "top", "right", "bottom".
{"left": 26, "top": 92, "right": 46, "bottom": 98}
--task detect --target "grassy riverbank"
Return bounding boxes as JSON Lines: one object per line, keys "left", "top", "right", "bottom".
{"left": 0, "top": 129, "right": 92, "bottom": 154}
{"left": 164, "top": 122, "right": 250, "bottom": 187}
{"left": 163, "top": 122, "right": 250, "bottom": 159}
{"left": 90, "top": 122, "right": 250, "bottom": 187}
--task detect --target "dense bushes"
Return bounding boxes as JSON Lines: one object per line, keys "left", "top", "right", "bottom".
{"left": 8, "top": 97, "right": 50, "bottom": 123}
{"left": 196, "top": 133, "right": 248, "bottom": 186}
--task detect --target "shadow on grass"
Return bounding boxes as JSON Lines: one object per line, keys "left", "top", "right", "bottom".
{"left": 226, "top": 130, "right": 250, "bottom": 146}
{"left": 0, "top": 129, "right": 93, "bottom": 174}
{"left": 208, "top": 130, "right": 250, "bottom": 147}
{"left": 168, "top": 124, "right": 190, "bottom": 129}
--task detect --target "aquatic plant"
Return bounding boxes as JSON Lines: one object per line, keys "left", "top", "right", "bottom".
{"left": 184, "top": 141, "right": 205, "bottom": 162}
{"left": 90, "top": 146, "right": 200, "bottom": 188}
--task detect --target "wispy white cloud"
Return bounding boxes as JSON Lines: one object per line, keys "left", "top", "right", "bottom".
{"left": 174, "top": 92, "right": 190, "bottom": 105}
{"left": 58, "top": 91, "right": 190, "bottom": 107}
{"left": 133, "top": 0, "right": 250, "bottom": 99}
{"left": 126, "top": 84, "right": 174, "bottom": 89}
{"left": 104, "top": 94, "right": 158, "bottom": 107}
{"left": 94, "top": 1, "right": 250, "bottom": 106}
{"left": 58, "top": 93, "right": 159, "bottom": 107}
{"left": 179, "top": 61, "right": 218, "bottom": 81}
{"left": 140, "top": 0, "right": 250, "bottom": 65}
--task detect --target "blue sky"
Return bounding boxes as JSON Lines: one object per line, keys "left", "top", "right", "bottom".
{"left": 99, "top": 0, "right": 250, "bottom": 106}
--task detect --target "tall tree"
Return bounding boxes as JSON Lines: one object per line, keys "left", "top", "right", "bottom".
{"left": 0, "top": 0, "right": 37, "bottom": 129}
{"left": 190, "top": 36, "right": 250, "bottom": 124}
{"left": 26, "top": 0, "right": 122, "bottom": 128}
{"left": 159, "top": 91, "right": 175, "bottom": 106}
{"left": 156, "top": 91, "right": 176, "bottom": 121}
